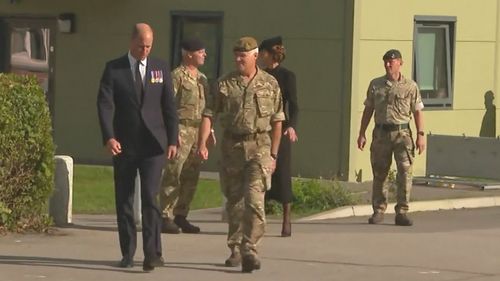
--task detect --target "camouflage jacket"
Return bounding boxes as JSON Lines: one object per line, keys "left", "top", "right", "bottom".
{"left": 203, "top": 68, "right": 285, "bottom": 135}
{"left": 171, "top": 65, "right": 208, "bottom": 121}
{"left": 364, "top": 74, "right": 424, "bottom": 124}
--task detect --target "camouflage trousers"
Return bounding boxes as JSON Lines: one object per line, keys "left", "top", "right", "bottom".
{"left": 159, "top": 123, "right": 201, "bottom": 219}
{"left": 220, "top": 132, "right": 272, "bottom": 258}
{"left": 370, "top": 128, "right": 415, "bottom": 214}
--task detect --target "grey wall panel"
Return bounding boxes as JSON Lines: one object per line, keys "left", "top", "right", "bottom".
{"left": 427, "top": 134, "right": 500, "bottom": 180}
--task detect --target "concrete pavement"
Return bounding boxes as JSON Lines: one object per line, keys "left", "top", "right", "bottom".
{"left": 1, "top": 207, "right": 500, "bottom": 281}
{"left": 301, "top": 182, "right": 500, "bottom": 221}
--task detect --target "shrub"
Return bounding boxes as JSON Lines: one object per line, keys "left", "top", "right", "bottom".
{"left": 0, "top": 73, "right": 55, "bottom": 233}
{"left": 266, "top": 178, "right": 360, "bottom": 215}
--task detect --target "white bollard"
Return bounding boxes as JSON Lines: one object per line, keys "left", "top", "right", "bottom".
{"left": 49, "top": 155, "right": 73, "bottom": 226}
{"left": 133, "top": 170, "right": 142, "bottom": 226}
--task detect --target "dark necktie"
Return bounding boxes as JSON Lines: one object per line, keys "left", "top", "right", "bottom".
{"left": 134, "top": 61, "right": 143, "bottom": 103}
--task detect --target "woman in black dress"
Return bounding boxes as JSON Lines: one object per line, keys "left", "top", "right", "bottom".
{"left": 258, "top": 36, "right": 299, "bottom": 237}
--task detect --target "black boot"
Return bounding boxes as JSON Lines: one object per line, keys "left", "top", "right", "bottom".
{"left": 174, "top": 215, "right": 201, "bottom": 233}
{"left": 161, "top": 218, "right": 180, "bottom": 234}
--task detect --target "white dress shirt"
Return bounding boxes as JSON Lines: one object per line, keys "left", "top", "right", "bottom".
{"left": 128, "top": 51, "right": 147, "bottom": 86}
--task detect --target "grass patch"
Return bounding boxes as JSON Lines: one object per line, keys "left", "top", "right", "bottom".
{"left": 73, "top": 165, "right": 115, "bottom": 214}
{"left": 191, "top": 179, "right": 223, "bottom": 210}
{"left": 73, "top": 165, "right": 222, "bottom": 214}
{"left": 74, "top": 165, "right": 358, "bottom": 217}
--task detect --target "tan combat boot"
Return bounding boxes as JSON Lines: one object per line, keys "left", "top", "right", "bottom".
{"left": 395, "top": 213, "right": 413, "bottom": 226}
{"left": 368, "top": 213, "right": 384, "bottom": 224}
{"left": 241, "top": 255, "right": 261, "bottom": 273}
{"left": 224, "top": 248, "right": 241, "bottom": 267}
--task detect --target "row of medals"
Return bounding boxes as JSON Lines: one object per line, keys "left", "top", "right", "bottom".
{"left": 151, "top": 70, "right": 163, "bottom": 83}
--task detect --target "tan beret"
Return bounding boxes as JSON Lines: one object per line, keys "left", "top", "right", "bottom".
{"left": 233, "top": 36, "right": 258, "bottom": 52}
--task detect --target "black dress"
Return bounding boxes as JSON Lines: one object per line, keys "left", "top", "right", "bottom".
{"left": 265, "top": 65, "right": 299, "bottom": 204}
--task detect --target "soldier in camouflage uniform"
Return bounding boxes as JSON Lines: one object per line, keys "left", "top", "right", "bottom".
{"left": 159, "top": 38, "right": 209, "bottom": 234}
{"left": 197, "top": 37, "right": 284, "bottom": 273}
{"left": 357, "top": 49, "right": 426, "bottom": 226}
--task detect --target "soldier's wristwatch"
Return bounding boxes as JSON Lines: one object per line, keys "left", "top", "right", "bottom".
{"left": 271, "top": 153, "right": 278, "bottom": 160}
{"left": 417, "top": 131, "right": 425, "bottom": 136}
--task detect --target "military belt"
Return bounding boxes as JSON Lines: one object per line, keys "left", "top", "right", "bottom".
{"left": 375, "top": 123, "right": 409, "bottom": 131}
{"left": 179, "top": 119, "right": 201, "bottom": 127}
{"left": 225, "top": 131, "right": 268, "bottom": 142}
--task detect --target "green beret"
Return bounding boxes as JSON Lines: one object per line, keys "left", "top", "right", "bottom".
{"left": 233, "top": 36, "right": 258, "bottom": 52}
{"left": 383, "top": 49, "right": 402, "bottom": 60}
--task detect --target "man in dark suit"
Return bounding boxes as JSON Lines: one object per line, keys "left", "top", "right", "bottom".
{"left": 97, "top": 23, "right": 178, "bottom": 272}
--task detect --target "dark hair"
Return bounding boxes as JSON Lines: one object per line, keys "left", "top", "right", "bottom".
{"left": 270, "top": 45, "right": 286, "bottom": 63}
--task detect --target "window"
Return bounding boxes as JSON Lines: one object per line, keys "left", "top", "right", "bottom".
{"left": 0, "top": 18, "right": 56, "bottom": 120}
{"left": 170, "top": 12, "right": 223, "bottom": 81}
{"left": 10, "top": 27, "right": 51, "bottom": 94}
{"left": 413, "top": 16, "right": 456, "bottom": 108}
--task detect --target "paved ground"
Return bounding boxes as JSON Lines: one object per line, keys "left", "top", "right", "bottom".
{"left": 344, "top": 181, "right": 500, "bottom": 204}
{"left": 302, "top": 183, "right": 500, "bottom": 220}
{"left": 1, "top": 207, "right": 500, "bottom": 281}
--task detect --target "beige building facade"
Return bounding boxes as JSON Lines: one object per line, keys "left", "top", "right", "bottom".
{"left": 349, "top": 0, "right": 500, "bottom": 181}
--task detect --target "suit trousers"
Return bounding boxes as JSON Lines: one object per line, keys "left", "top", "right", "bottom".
{"left": 113, "top": 152, "right": 165, "bottom": 260}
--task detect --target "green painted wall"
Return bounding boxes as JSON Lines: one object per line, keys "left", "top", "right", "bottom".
{"left": 349, "top": 0, "right": 500, "bottom": 181}
{"left": 0, "top": 0, "right": 353, "bottom": 178}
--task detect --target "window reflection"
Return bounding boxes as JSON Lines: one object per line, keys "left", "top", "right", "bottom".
{"left": 171, "top": 14, "right": 223, "bottom": 81}
{"left": 416, "top": 27, "right": 449, "bottom": 99}
{"left": 413, "top": 18, "right": 455, "bottom": 108}
{"left": 10, "top": 27, "right": 50, "bottom": 93}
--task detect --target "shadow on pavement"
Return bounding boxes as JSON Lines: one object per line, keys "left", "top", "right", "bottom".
{"left": 263, "top": 256, "right": 496, "bottom": 278}
{"left": 165, "top": 262, "right": 240, "bottom": 273}
{"left": 0, "top": 255, "right": 244, "bottom": 274}
{"left": 0, "top": 255, "right": 141, "bottom": 273}
{"left": 198, "top": 231, "right": 227, "bottom": 236}
{"left": 59, "top": 224, "right": 118, "bottom": 232}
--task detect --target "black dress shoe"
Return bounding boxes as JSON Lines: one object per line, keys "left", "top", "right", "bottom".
{"left": 118, "top": 257, "right": 133, "bottom": 268}
{"left": 152, "top": 256, "right": 165, "bottom": 267}
{"left": 142, "top": 262, "right": 154, "bottom": 272}
{"left": 143, "top": 256, "right": 164, "bottom": 272}
{"left": 174, "top": 215, "right": 201, "bottom": 234}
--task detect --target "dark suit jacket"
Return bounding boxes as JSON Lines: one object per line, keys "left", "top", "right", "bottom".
{"left": 265, "top": 65, "right": 298, "bottom": 129}
{"left": 97, "top": 54, "right": 178, "bottom": 155}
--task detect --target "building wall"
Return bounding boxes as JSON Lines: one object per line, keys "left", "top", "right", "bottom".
{"left": 0, "top": 0, "right": 353, "bottom": 178}
{"left": 349, "top": 0, "right": 500, "bottom": 181}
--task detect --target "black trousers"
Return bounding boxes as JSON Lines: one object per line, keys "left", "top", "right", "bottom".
{"left": 113, "top": 152, "right": 165, "bottom": 260}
